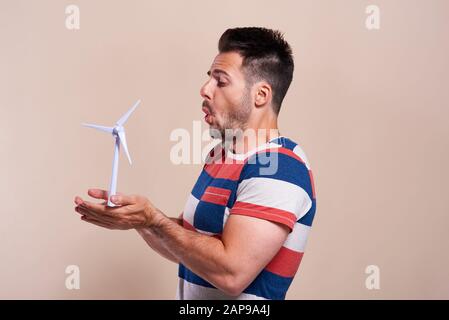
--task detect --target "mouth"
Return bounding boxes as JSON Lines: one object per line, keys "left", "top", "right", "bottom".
{"left": 202, "top": 106, "right": 213, "bottom": 125}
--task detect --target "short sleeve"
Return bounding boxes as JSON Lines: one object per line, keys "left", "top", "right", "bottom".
{"left": 229, "top": 150, "right": 313, "bottom": 232}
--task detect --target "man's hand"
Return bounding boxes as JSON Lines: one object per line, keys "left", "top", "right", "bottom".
{"left": 74, "top": 189, "right": 161, "bottom": 230}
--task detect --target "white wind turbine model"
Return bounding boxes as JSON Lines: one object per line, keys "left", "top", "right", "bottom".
{"left": 82, "top": 100, "right": 141, "bottom": 207}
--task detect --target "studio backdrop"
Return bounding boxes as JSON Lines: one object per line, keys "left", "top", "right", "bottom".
{"left": 1, "top": 0, "right": 448, "bottom": 299}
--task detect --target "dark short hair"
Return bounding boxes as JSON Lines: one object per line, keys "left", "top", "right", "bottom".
{"left": 218, "top": 27, "right": 294, "bottom": 114}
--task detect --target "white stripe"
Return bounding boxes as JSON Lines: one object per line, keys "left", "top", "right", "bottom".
{"left": 226, "top": 142, "right": 281, "bottom": 161}
{"left": 236, "top": 177, "right": 312, "bottom": 220}
{"left": 196, "top": 229, "right": 217, "bottom": 236}
{"left": 284, "top": 222, "right": 311, "bottom": 252}
{"left": 177, "top": 279, "right": 267, "bottom": 300}
{"left": 183, "top": 194, "right": 199, "bottom": 226}
{"left": 293, "top": 145, "right": 310, "bottom": 169}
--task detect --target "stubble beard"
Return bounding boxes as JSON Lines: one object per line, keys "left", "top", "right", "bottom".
{"left": 209, "top": 88, "right": 252, "bottom": 144}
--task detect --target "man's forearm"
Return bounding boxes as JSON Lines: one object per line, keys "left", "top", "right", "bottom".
{"left": 149, "top": 211, "right": 239, "bottom": 296}
{"left": 136, "top": 217, "right": 182, "bottom": 264}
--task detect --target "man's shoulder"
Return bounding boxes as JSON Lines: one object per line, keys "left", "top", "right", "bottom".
{"left": 244, "top": 136, "right": 311, "bottom": 172}
{"left": 200, "top": 136, "right": 313, "bottom": 181}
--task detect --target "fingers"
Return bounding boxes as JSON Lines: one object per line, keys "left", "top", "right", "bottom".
{"left": 74, "top": 191, "right": 143, "bottom": 229}
{"left": 87, "top": 189, "right": 109, "bottom": 200}
{"left": 79, "top": 200, "right": 120, "bottom": 217}
{"left": 75, "top": 206, "right": 118, "bottom": 223}
{"left": 74, "top": 196, "right": 84, "bottom": 206}
{"left": 74, "top": 195, "right": 118, "bottom": 216}
{"left": 110, "top": 194, "right": 137, "bottom": 206}
{"left": 87, "top": 189, "right": 124, "bottom": 200}
{"left": 74, "top": 198, "right": 129, "bottom": 222}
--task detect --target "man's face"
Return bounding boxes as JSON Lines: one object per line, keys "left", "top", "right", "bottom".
{"left": 200, "top": 51, "right": 252, "bottom": 140}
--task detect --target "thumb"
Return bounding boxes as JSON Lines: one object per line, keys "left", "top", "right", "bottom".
{"left": 110, "top": 194, "right": 135, "bottom": 206}
{"left": 88, "top": 189, "right": 109, "bottom": 200}
{"left": 88, "top": 189, "right": 124, "bottom": 201}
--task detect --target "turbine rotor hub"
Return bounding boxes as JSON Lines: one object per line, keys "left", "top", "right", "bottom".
{"left": 113, "top": 126, "right": 123, "bottom": 135}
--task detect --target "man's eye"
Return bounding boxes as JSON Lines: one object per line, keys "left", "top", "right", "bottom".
{"left": 217, "top": 79, "right": 227, "bottom": 87}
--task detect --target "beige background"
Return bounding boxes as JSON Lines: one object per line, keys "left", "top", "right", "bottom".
{"left": 1, "top": 0, "right": 448, "bottom": 299}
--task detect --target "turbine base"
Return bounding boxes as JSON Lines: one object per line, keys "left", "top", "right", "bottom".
{"left": 107, "top": 199, "right": 117, "bottom": 207}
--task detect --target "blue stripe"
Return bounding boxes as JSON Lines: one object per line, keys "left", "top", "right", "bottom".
{"left": 178, "top": 264, "right": 215, "bottom": 288}
{"left": 243, "top": 269, "right": 293, "bottom": 300}
{"left": 193, "top": 201, "right": 225, "bottom": 234}
{"left": 191, "top": 170, "right": 214, "bottom": 200}
{"left": 241, "top": 152, "right": 314, "bottom": 201}
{"left": 179, "top": 264, "right": 293, "bottom": 300}
{"left": 271, "top": 137, "right": 297, "bottom": 151}
{"left": 298, "top": 199, "right": 316, "bottom": 227}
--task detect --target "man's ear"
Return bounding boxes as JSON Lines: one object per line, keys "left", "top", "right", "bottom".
{"left": 254, "top": 82, "right": 272, "bottom": 108}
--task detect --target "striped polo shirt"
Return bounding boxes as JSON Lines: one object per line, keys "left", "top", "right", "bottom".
{"left": 176, "top": 136, "right": 317, "bottom": 300}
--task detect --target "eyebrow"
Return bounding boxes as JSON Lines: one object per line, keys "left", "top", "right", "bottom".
{"left": 207, "top": 69, "right": 230, "bottom": 77}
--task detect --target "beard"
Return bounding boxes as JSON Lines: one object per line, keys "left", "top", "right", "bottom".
{"left": 209, "top": 88, "right": 252, "bottom": 142}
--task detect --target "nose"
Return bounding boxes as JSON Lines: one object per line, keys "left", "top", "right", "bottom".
{"left": 200, "top": 79, "right": 213, "bottom": 101}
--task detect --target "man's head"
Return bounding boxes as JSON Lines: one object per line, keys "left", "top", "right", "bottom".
{"left": 201, "top": 27, "right": 294, "bottom": 139}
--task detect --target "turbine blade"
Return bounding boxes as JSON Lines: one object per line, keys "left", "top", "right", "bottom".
{"left": 116, "top": 99, "right": 141, "bottom": 126}
{"left": 82, "top": 123, "right": 113, "bottom": 134}
{"left": 117, "top": 130, "right": 132, "bottom": 164}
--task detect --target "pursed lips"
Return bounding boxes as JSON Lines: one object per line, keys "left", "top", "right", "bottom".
{"left": 202, "top": 104, "right": 214, "bottom": 125}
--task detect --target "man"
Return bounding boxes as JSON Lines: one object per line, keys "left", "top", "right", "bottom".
{"left": 74, "top": 27, "right": 316, "bottom": 300}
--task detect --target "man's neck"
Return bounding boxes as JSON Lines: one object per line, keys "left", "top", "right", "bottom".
{"left": 228, "top": 125, "right": 280, "bottom": 155}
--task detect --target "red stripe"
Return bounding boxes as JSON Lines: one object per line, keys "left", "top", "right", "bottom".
{"left": 231, "top": 201, "right": 296, "bottom": 230}
{"left": 205, "top": 186, "right": 231, "bottom": 197}
{"left": 265, "top": 247, "right": 304, "bottom": 278}
{"left": 201, "top": 192, "right": 229, "bottom": 206}
{"left": 201, "top": 186, "right": 231, "bottom": 206}
{"left": 254, "top": 147, "right": 305, "bottom": 164}
{"left": 205, "top": 146, "right": 306, "bottom": 182}
{"left": 308, "top": 170, "right": 316, "bottom": 199}
{"left": 182, "top": 219, "right": 196, "bottom": 232}
{"left": 204, "top": 162, "right": 245, "bottom": 181}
